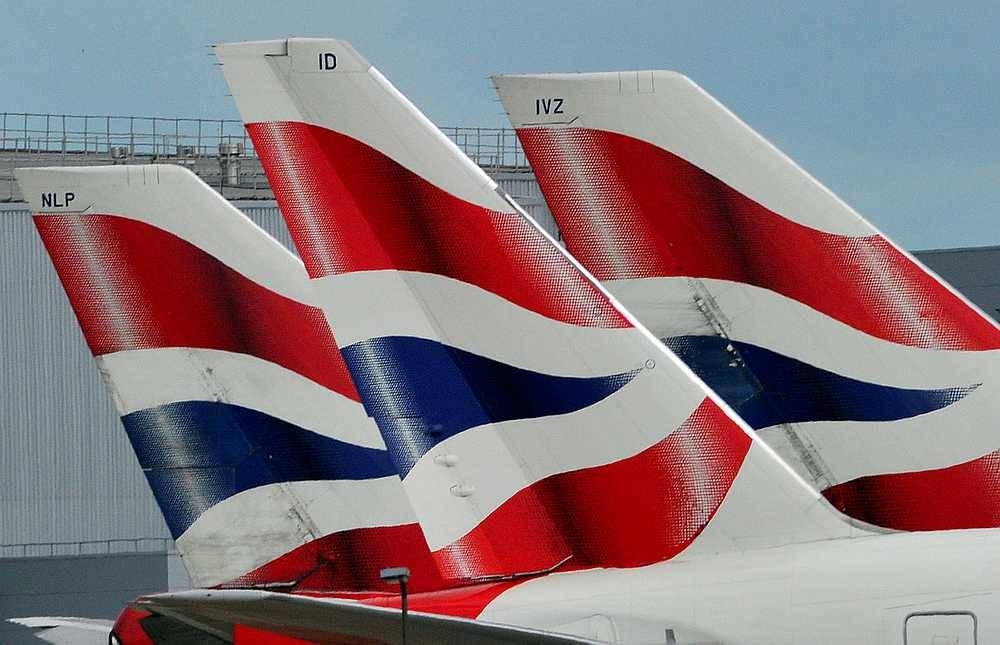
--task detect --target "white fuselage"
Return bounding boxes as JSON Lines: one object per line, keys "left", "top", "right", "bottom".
{"left": 479, "top": 529, "right": 999, "bottom": 644}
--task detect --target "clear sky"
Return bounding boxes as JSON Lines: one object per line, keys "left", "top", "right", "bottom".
{"left": 2, "top": 1, "right": 998, "bottom": 250}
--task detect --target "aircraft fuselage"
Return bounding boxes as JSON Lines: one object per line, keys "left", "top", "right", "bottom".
{"left": 480, "top": 529, "right": 998, "bottom": 643}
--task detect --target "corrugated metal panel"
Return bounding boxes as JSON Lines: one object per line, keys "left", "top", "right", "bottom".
{"left": 232, "top": 200, "right": 296, "bottom": 253}
{"left": 0, "top": 204, "right": 169, "bottom": 546}
{"left": 0, "top": 202, "right": 299, "bottom": 552}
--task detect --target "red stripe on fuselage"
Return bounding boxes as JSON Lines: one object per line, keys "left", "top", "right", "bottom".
{"left": 247, "top": 120, "right": 630, "bottom": 330}
{"left": 112, "top": 608, "right": 155, "bottom": 645}
{"left": 227, "top": 523, "right": 448, "bottom": 594}
{"left": 517, "top": 127, "right": 1000, "bottom": 351}
{"left": 34, "top": 214, "right": 359, "bottom": 399}
{"left": 223, "top": 522, "right": 529, "bottom": 616}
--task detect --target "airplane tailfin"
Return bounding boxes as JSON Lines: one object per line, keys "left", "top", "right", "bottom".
{"left": 217, "top": 38, "right": 861, "bottom": 586}
{"left": 14, "top": 165, "right": 444, "bottom": 591}
{"left": 493, "top": 71, "right": 1000, "bottom": 530}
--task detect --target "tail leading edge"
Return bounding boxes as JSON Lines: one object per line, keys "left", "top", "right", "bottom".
{"left": 493, "top": 71, "right": 1000, "bottom": 530}
{"left": 15, "top": 164, "right": 445, "bottom": 591}
{"left": 217, "top": 38, "right": 860, "bottom": 588}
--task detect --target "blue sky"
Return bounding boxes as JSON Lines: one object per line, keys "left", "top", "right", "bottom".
{"left": 2, "top": 1, "right": 998, "bottom": 250}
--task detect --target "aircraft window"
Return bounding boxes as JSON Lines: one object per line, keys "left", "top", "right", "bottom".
{"left": 904, "top": 611, "right": 976, "bottom": 644}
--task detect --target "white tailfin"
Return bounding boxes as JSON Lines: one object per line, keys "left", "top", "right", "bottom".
{"left": 494, "top": 71, "right": 1000, "bottom": 531}
{"left": 14, "top": 164, "right": 446, "bottom": 591}
{"left": 217, "top": 38, "right": 861, "bottom": 584}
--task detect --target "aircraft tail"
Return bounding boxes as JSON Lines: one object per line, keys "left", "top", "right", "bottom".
{"left": 14, "top": 165, "right": 445, "bottom": 591}
{"left": 217, "top": 38, "right": 862, "bottom": 587}
{"left": 493, "top": 72, "right": 1000, "bottom": 530}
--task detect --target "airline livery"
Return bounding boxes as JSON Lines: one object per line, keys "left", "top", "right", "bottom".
{"left": 12, "top": 38, "right": 1000, "bottom": 644}
{"left": 492, "top": 71, "right": 1000, "bottom": 532}
{"left": 15, "top": 164, "right": 449, "bottom": 633}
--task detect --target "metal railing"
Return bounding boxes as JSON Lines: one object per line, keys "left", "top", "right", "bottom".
{"left": 440, "top": 126, "right": 527, "bottom": 169}
{"left": 0, "top": 112, "right": 528, "bottom": 169}
{"left": 0, "top": 537, "right": 174, "bottom": 559}
{"left": 0, "top": 112, "right": 252, "bottom": 158}
{"left": 0, "top": 111, "right": 531, "bottom": 202}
